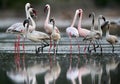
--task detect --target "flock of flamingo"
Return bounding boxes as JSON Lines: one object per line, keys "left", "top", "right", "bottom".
{"left": 5, "top": 2, "right": 119, "bottom": 56}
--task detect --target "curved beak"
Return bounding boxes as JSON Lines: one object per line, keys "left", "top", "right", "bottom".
{"left": 102, "top": 16, "right": 106, "bottom": 21}
{"left": 44, "top": 6, "right": 47, "bottom": 13}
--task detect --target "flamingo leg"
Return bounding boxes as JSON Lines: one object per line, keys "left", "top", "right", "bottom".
{"left": 49, "top": 37, "right": 52, "bottom": 55}
{"left": 112, "top": 44, "right": 114, "bottom": 53}
{"left": 75, "top": 37, "right": 80, "bottom": 54}
{"left": 83, "top": 40, "right": 87, "bottom": 53}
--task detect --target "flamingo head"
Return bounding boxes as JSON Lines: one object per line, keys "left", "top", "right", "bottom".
{"left": 101, "top": 21, "right": 109, "bottom": 30}
{"left": 26, "top": 3, "right": 33, "bottom": 10}
{"left": 89, "top": 12, "right": 95, "bottom": 18}
{"left": 50, "top": 17, "right": 55, "bottom": 28}
{"left": 99, "top": 15, "right": 106, "bottom": 21}
{"left": 23, "top": 19, "right": 29, "bottom": 29}
{"left": 78, "top": 9, "right": 83, "bottom": 17}
{"left": 44, "top": 4, "right": 50, "bottom": 13}
{"left": 29, "top": 8, "right": 37, "bottom": 18}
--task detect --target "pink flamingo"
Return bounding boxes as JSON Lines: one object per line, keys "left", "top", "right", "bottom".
{"left": 44, "top": 4, "right": 60, "bottom": 54}
{"left": 66, "top": 9, "right": 80, "bottom": 54}
{"left": 77, "top": 9, "right": 91, "bottom": 52}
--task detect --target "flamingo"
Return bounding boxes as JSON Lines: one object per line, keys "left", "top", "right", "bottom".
{"left": 77, "top": 9, "right": 91, "bottom": 52}
{"left": 83, "top": 12, "right": 98, "bottom": 53}
{"left": 66, "top": 9, "right": 80, "bottom": 54}
{"left": 44, "top": 4, "right": 60, "bottom": 54}
{"left": 49, "top": 18, "right": 61, "bottom": 56}
{"left": 23, "top": 10, "right": 50, "bottom": 54}
{"left": 6, "top": 3, "right": 35, "bottom": 70}
{"left": 105, "top": 21, "right": 118, "bottom": 53}
{"left": 93, "top": 15, "right": 106, "bottom": 52}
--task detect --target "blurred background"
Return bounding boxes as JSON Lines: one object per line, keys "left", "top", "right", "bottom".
{"left": 0, "top": 0, "right": 120, "bottom": 34}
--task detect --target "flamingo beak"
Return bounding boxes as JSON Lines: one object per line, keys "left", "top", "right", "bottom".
{"left": 102, "top": 16, "right": 106, "bottom": 21}
{"left": 89, "top": 14, "right": 92, "bottom": 18}
{"left": 78, "top": 12, "right": 81, "bottom": 17}
{"left": 101, "top": 21, "right": 109, "bottom": 29}
{"left": 44, "top": 6, "right": 47, "bottom": 13}
{"left": 30, "top": 4, "right": 33, "bottom": 8}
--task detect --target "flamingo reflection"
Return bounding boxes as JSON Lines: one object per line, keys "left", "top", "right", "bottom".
{"left": 44, "top": 61, "right": 61, "bottom": 84}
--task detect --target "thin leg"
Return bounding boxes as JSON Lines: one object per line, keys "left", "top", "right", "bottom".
{"left": 49, "top": 37, "right": 52, "bottom": 55}
{"left": 69, "top": 36, "right": 72, "bottom": 55}
{"left": 83, "top": 40, "right": 87, "bottom": 53}
{"left": 75, "top": 37, "right": 80, "bottom": 54}
{"left": 112, "top": 44, "right": 114, "bottom": 53}
{"left": 56, "top": 40, "right": 59, "bottom": 54}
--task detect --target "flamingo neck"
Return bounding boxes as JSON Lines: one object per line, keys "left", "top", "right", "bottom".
{"left": 78, "top": 13, "right": 82, "bottom": 30}
{"left": 45, "top": 7, "right": 50, "bottom": 24}
{"left": 98, "top": 18, "right": 102, "bottom": 31}
{"left": 106, "top": 28, "right": 109, "bottom": 37}
{"left": 91, "top": 14, "right": 95, "bottom": 31}
{"left": 25, "top": 5, "right": 29, "bottom": 19}
{"left": 71, "top": 11, "right": 78, "bottom": 27}
{"left": 28, "top": 11, "right": 36, "bottom": 31}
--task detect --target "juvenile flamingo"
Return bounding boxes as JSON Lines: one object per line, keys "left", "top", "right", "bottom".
{"left": 23, "top": 9, "right": 50, "bottom": 54}
{"left": 105, "top": 21, "right": 118, "bottom": 53}
{"left": 49, "top": 18, "right": 61, "bottom": 56}
{"left": 44, "top": 4, "right": 60, "bottom": 53}
{"left": 66, "top": 9, "right": 80, "bottom": 54}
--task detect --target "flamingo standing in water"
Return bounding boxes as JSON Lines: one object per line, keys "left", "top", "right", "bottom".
{"left": 44, "top": 4, "right": 60, "bottom": 54}
{"left": 93, "top": 15, "right": 106, "bottom": 52}
{"left": 104, "top": 21, "right": 118, "bottom": 53}
{"left": 49, "top": 18, "right": 61, "bottom": 56}
{"left": 77, "top": 9, "right": 91, "bottom": 52}
{"left": 6, "top": 3, "right": 34, "bottom": 70}
{"left": 66, "top": 9, "right": 80, "bottom": 54}
{"left": 23, "top": 9, "right": 50, "bottom": 54}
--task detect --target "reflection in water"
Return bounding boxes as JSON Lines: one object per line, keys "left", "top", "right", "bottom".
{"left": 66, "top": 55, "right": 79, "bottom": 84}
{"left": 44, "top": 60, "right": 61, "bottom": 84}
{"left": 78, "top": 59, "right": 102, "bottom": 84}
{"left": 7, "top": 60, "right": 50, "bottom": 84}
{"left": 0, "top": 53, "right": 120, "bottom": 84}
{"left": 106, "top": 57, "right": 119, "bottom": 84}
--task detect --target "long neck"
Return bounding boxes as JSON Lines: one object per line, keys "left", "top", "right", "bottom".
{"left": 71, "top": 12, "right": 78, "bottom": 27}
{"left": 28, "top": 11, "right": 36, "bottom": 30}
{"left": 91, "top": 15, "right": 95, "bottom": 31}
{"left": 78, "top": 12, "right": 82, "bottom": 29}
{"left": 98, "top": 18, "right": 102, "bottom": 31}
{"left": 25, "top": 6, "right": 29, "bottom": 19}
{"left": 45, "top": 7, "right": 50, "bottom": 24}
{"left": 106, "top": 28, "right": 109, "bottom": 36}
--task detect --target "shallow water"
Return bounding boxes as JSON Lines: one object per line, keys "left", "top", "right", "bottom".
{"left": 0, "top": 53, "right": 120, "bottom": 84}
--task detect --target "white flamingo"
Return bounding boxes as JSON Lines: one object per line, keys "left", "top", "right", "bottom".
{"left": 23, "top": 9, "right": 50, "bottom": 54}
{"left": 44, "top": 4, "right": 60, "bottom": 53}
{"left": 66, "top": 9, "right": 80, "bottom": 54}
{"left": 49, "top": 18, "right": 61, "bottom": 56}
{"left": 105, "top": 21, "right": 118, "bottom": 53}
